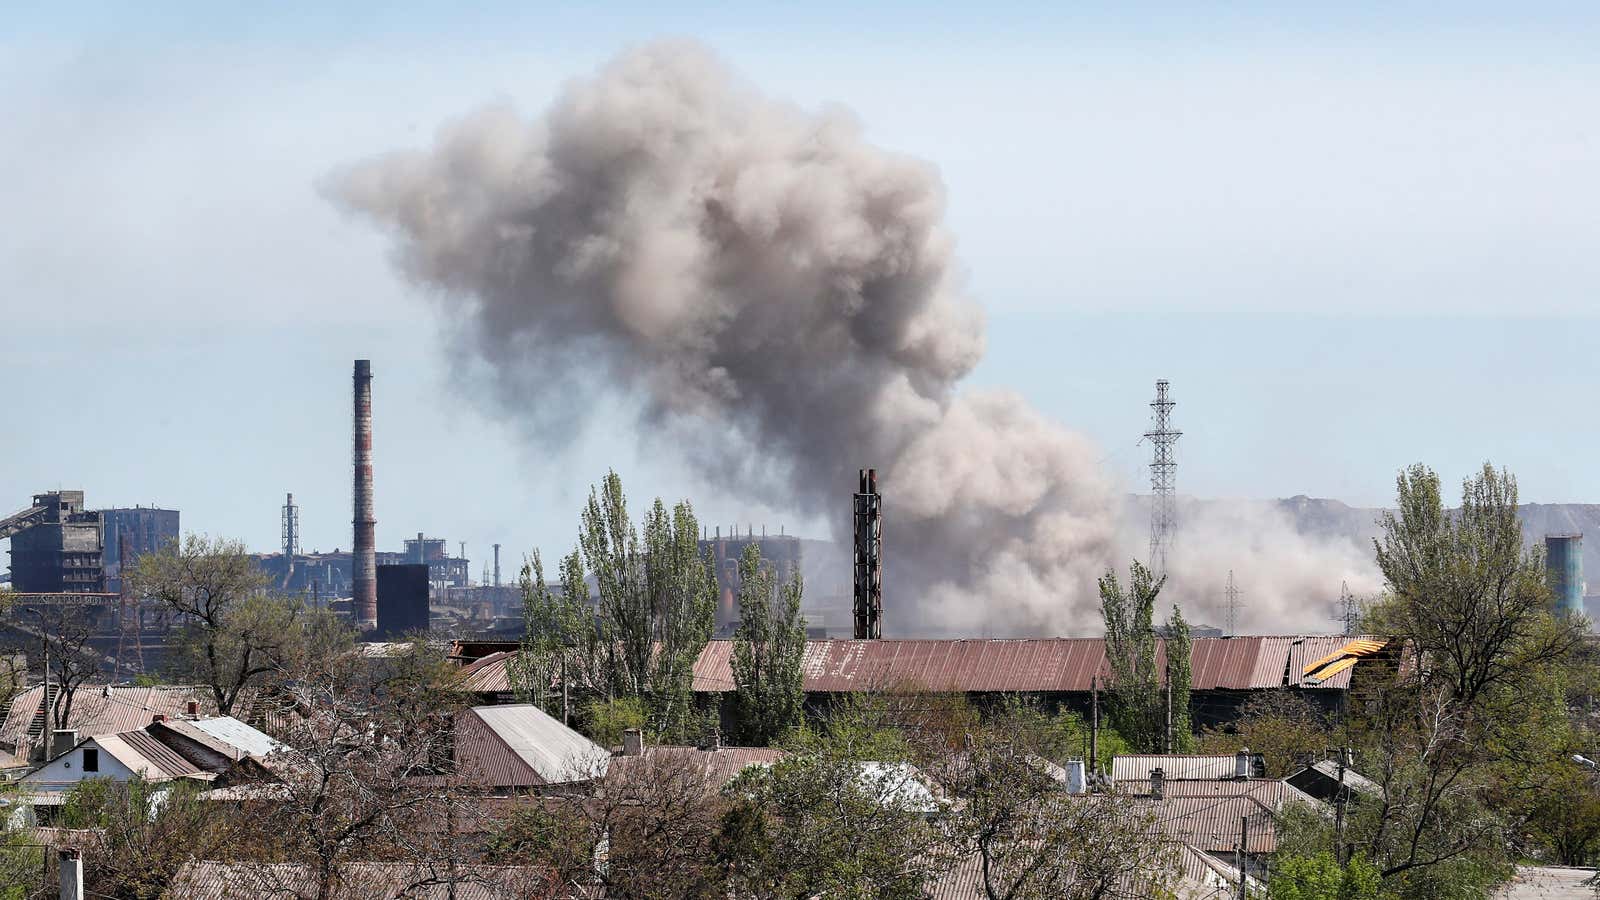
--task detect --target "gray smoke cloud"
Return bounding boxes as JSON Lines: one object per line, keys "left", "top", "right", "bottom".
{"left": 330, "top": 41, "right": 1370, "bottom": 635}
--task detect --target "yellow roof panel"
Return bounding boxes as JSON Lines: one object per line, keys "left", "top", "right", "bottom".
{"left": 1302, "top": 638, "right": 1388, "bottom": 677}
{"left": 1304, "top": 656, "right": 1360, "bottom": 684}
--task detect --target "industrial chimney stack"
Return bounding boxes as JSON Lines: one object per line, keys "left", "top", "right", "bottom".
{"left": 352, "top": 360, "right": 378, "bottom": 629}
{"left": 853, "top": 467, "right": 882, "bottom": 639}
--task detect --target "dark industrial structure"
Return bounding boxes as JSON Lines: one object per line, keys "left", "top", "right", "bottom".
{"left": 2, "top": 492, "right": 177, "bottom": 594}
{"left": 102, "top": 506, "right": 180, "bottom": 594}
{"left": 376, "top": 563, "right": 430, "bottom": 639}
{"left": 1546, "top": 533, "right": 1585, "bottom": 617}
{"left": 853, "top": 468, "right": 882, "bottom": 640}
{"left": 698, "top": 527, "right": 803, "bottom": 635}
{"left": 352, "top": 359, "right": 378, "bottom": 629}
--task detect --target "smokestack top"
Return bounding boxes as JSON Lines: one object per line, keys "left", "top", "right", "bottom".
{"left": 355, "top": 359, "right": 371, "bottom": 376}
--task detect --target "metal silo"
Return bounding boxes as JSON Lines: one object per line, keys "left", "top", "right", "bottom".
{"left": 1545, "top": 534, "right": 1585, "bottom": 617}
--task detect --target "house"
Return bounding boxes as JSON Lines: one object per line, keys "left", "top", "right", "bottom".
{"left": 453, "top": 704, "right": 610, "bottom": 791}
{"left": 21, "top": 728, "right": 212, "bottom": 793}
{"left": 1285, "top": 758, "right": 1383, "bottom": 804}
{"left": 146, "top": 715, "right": 283, "bottom": 773}
{"left": 0, "top": 684, "right": 214, "bottom": 762}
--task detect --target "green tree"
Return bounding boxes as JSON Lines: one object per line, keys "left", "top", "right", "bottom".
{"left": 1372, "top": 463, "right": 1581, "bottom": 708}
{"left": 731, "top": 542, "right": 807, "bottom": 746}
{"left": 1099, "top": 561, "right": 1191, "bottom": 752}
{"left": 509, "top": 548, "right": 596, "bottom": 719}
{"left": 1343, "top": 463, "right": 1584, "bottom": 896}
{"left": 578, "top": 471, "right": 716, "bottom": 739}
{"left": 1198, "top": 690, "right": 1330, "bottom": 778}
{"left": 1269, "top": 852, "right": 1386, "bottom": 900}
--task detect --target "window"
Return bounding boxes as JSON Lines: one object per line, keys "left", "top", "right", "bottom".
{"left": 82, "top": 748, "right": 99, "bottom": 773}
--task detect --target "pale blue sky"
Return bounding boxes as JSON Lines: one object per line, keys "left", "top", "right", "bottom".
{"left": 4, "top": 3, "right": 1597, "bottom": 570}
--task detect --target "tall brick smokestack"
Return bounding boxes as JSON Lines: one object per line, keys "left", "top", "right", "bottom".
{"left": 352, "top": 359, "right": 377, "bottom": 628}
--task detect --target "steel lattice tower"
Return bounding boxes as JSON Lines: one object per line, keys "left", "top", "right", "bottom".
{"left": 1143, "top": 380, "right": 1181, "bottom": 576}
{"left": 1340, "top": 581, "right": 1359, "bottom": 636}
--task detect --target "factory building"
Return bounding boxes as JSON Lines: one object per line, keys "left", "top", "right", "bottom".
{"left": 102, "top": 506, "right": 181, "bottom": 594}
{"left": 699, "top": 527, "right": 803, "bottom": 635}
{"left": 1, "top": 491, "right": 179, "bottom": 594}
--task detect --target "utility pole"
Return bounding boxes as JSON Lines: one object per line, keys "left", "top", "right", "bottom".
{"left": 1165, "top": 657, "right": 1174, "bottom": 754}
{"left": 1237, "top": 816, "right": 1250, "bottom": 899}
{"left": 1334, "top": 746, "right": 1350, "bottom": 865}
{"left": 1090, "top": 675, "right": 1100, "bottom": 778}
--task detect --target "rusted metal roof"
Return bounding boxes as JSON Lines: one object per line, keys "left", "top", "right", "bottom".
{"left": 456, "top": 652, "right": 517, "bottom": 693}
{"left": 1142, "top": 795, "right": 1281, "bottom": 853}
{"left": 0, "top": 685, "right": 213, "bottom": 758}
{"left": 454, "top": 636, "right": 1377, "bottom": 699}
{"left": 696, "top": 639, "right": 1113, "bottom": 693}
{"left": 607, "top": 745, "right": 785, "bottom": 793}
{"left": 696, "top": 636, "right": 1366, "bottom": 694}
{"left": 168, "top": 861, "right": 565, "bottom": 899}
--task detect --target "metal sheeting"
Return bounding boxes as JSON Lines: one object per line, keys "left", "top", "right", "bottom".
{"left": 1144, "top": 795, "right": 1280, "bottom": 853}
{"left": 163, "top": 716, "right": 283, "bottom": 760}
{"left": 462, "top": 705, "right": 609, "bottom": 787}
{"left": 454, "top": 637, "right": 1376, "bottom": 699}
{"left": 456, "top": 652, "right": 516, "bottom": 693}
{"left": 0, "top": 686, "right": 212, "bottom": 755}
{"left": 1113, "top": 755, "right": 1239, "bottom": 782}
{"left": 607, "top": 746, "right": 783, "bottom": 793}
{"left": 695, "top": 636, "right": 1366, "bottom": 694}
{"left": 102, "top": 730, "right": 205, "bottom": 778}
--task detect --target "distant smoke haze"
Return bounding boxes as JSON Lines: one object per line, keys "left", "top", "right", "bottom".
{"left": 331, "top": 41, "right": 1378, "bottom": 635}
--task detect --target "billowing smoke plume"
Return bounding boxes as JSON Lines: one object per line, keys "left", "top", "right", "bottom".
{"left": 331, "top": 42, "right": 1370, "bottom": 635}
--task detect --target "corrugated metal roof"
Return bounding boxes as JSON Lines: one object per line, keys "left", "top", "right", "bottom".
{"left": 1113, "top": 755, "right": 1242, "bottom": 782}
{"left": 99, "top": 730, "right": 206, "bottom": 779}
{"left": 1142, "top": 795, "right": 1280, "bottom": 853}
{"left": 0, "top": 685, "right": 212, "bottom": 756}
{"left": 182, "top": 717, "right": 282, "bottom": 758}
{"left": 457, "top": 652, "right": 517, "bottom": 693}
{"left": 168, "top": 861, "right": 564, "bottom": 899}
{"left": 607, "top": 745, "right": 783, "bottom": 793}
{"left": 927, "top": 842, "right": 1251, "bottom": 900}
{"left": 454, "top": 636, "right": 1378, "bottom": 699}
{"left": 695, "top": 637, "right": 1370, "bottom": 694}
{"left": 458, "top": 705, "right": 608, "bottom": 787}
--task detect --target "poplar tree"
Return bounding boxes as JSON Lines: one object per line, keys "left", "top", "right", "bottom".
{"left": 578, "top": 471, "right": 716, "bottom": 739}
{"left": 731, "top": 543, "right": 807, "bottom": 746}
{"left": 1099, "top": 561, "right": 1192, "bottom": 753}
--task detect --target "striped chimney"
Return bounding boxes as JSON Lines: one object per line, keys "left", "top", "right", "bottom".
{"left": 352, "top": 360, "right": 377, "bottom": 628}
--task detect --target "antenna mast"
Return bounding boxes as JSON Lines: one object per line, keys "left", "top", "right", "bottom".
{"left": 1142, "top": 380, "right": 1182, "bottom": 577}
